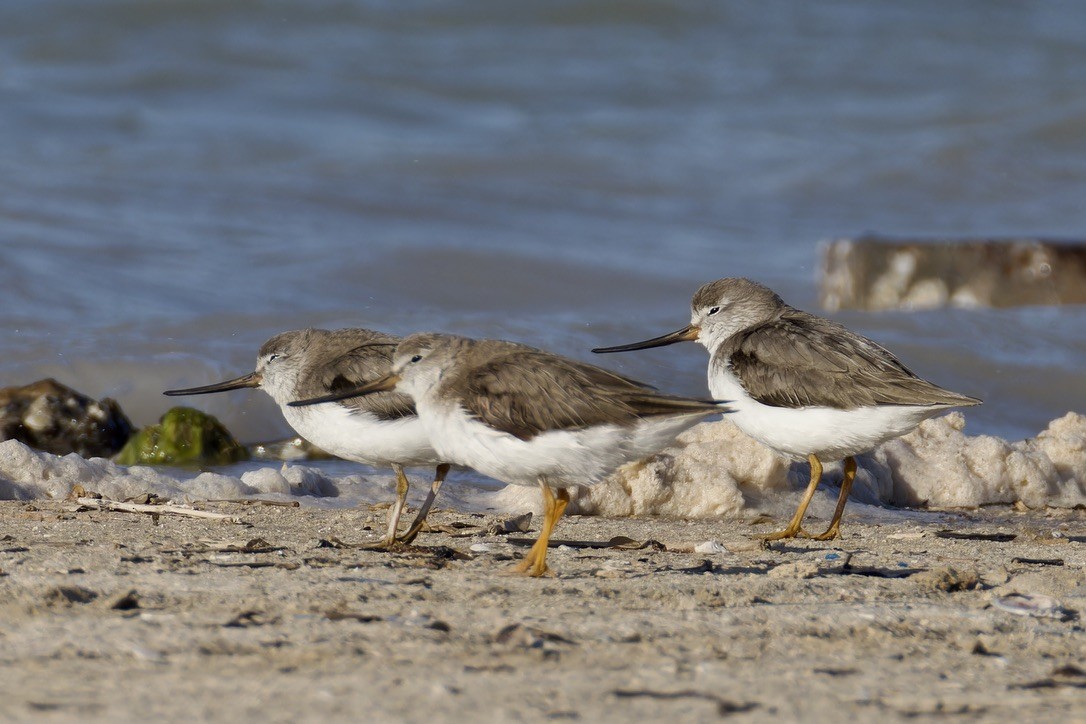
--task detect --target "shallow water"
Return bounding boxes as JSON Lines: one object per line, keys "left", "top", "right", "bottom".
{"left": 2, "top": 0, "right": 1085, "bottom": 455}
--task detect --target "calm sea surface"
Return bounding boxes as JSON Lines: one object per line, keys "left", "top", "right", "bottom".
{"left": 2, "top": 0, "right": 1085, "bottom": 447}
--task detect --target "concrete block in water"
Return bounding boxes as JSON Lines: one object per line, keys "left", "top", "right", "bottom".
{"left": 820, "top": 237, "right": 1086, "bottom": 311}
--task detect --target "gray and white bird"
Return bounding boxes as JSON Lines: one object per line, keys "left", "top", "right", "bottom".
{"left": 164, "top": 328, "right": 448, "bottom": 547}
{"left": 290, "top": 333, "right": 729, "bottom": 576}
{"left": 594, "top": 278, "right": 981, "bottom": 541}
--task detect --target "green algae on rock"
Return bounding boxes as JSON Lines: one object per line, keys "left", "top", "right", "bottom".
{"left": 115, "top": 407, "right": 249, "bottom": 466}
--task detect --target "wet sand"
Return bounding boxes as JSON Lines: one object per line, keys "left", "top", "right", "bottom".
{"left": 1, "top": 500, "right": 1083, "bottom": 722}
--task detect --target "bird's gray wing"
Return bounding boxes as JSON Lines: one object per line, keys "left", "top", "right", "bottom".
{"left": 454, "top": 350, "right": 721, "bottom": 440}
{"left": 301, "top": 333, "right": 416, "bottom": 420}
{"left": 725, "top": 312, "right": 981, "bottom": 409}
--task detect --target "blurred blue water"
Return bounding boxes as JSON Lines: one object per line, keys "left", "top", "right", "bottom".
{"left": 1, "top": 0, "right": 1084, "bottom": 442}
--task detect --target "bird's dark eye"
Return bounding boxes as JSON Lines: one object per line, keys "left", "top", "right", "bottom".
{"left": 708, "top": 306, "right": 721, "bottom": 315}
{"left": 268, "top": 353, "right": 281, "bottom": 362}
{"left": 410, "top": 354, "right": 423, "bottom": 363}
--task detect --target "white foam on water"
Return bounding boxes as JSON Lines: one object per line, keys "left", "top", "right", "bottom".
{"left": 0, "top": 441, "right": 481, "bottom": 512}
{"left": 2, "top": 412, "right": 1083, "bottom": 519}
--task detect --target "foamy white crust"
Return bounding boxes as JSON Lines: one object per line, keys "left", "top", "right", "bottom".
{"left": 1, "top": 412, "right": 1083, "bottom": 516}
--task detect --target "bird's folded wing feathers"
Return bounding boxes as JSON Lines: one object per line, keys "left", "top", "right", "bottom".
{"left": 728, "top": 314, "right": 980, "bottom": 409}
{"left": 310, "top": 341, "right": 416, "bottom": 420}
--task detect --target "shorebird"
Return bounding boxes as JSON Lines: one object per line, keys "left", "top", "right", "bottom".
{"left": 164, "top": 328, "right": 448, "bottom": 548}
{"left": 593, "top": 278, "right": 981, "bottom": 541}
{"left": 289, "top": 333, "right": 729, "bottom": 576}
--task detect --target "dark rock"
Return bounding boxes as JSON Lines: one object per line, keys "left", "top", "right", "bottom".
{"left": 43, "top": 585, "right": 98, "bottom": 606}
{"left": 0, "top": 378, "right": 135, "bottom": 457}
{"left": 821, "top": 237, "right": 1086, "bottom": 311}
{"left": 108, "top": 589, "right": 142, "bottom": 610}
{"left": 115, "top": 406, "right": 249, "bottom": 466}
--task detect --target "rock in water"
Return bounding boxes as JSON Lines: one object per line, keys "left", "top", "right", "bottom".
{"left": 0, "top": 378, "right": 135, "bottom": 457}
{"left": 115, "top": 407, "right": 249, "bottom": 466}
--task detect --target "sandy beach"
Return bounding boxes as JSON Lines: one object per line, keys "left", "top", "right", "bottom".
{"left": 5, "top": 3, "right": 1086, "bottom": 722}
{"left": 2, "top": 498, "right": 1083, "bottom": 723}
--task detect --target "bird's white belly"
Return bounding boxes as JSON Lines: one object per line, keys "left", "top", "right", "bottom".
{"left": 422, "top": 402, "right": 708, "bottom": 488}
{"left": 709, "top": 365, "right": 945, "bottom": 461}
{"left": 283, "top": 404, "right": 439, "bottom": 467}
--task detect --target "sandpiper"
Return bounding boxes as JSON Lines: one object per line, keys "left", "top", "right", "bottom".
{"left": 164, "top": 328, "right": 449, "bottom": 548}
{"left": 290, "top": 333, "right": 729, "bottom": 576}
{"left": 593, "top": 277, "right": 981, "bottom": 541}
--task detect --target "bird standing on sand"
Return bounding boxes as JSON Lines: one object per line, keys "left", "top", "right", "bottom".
{"left": 164, "top": 328, "right": 448, "bottom": 548}
{"left": 594, "top": 278, "right": 981, "bottom": 541}
{"left": 290, "top": 333, "right": 729, "bottom": 576}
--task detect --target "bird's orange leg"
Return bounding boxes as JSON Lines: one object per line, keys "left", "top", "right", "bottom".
{"left": 811, "top": 456, "right": 856, "bottom": 541}
{"left": 760, "top": 453, "right": 823, "bottom": 541}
